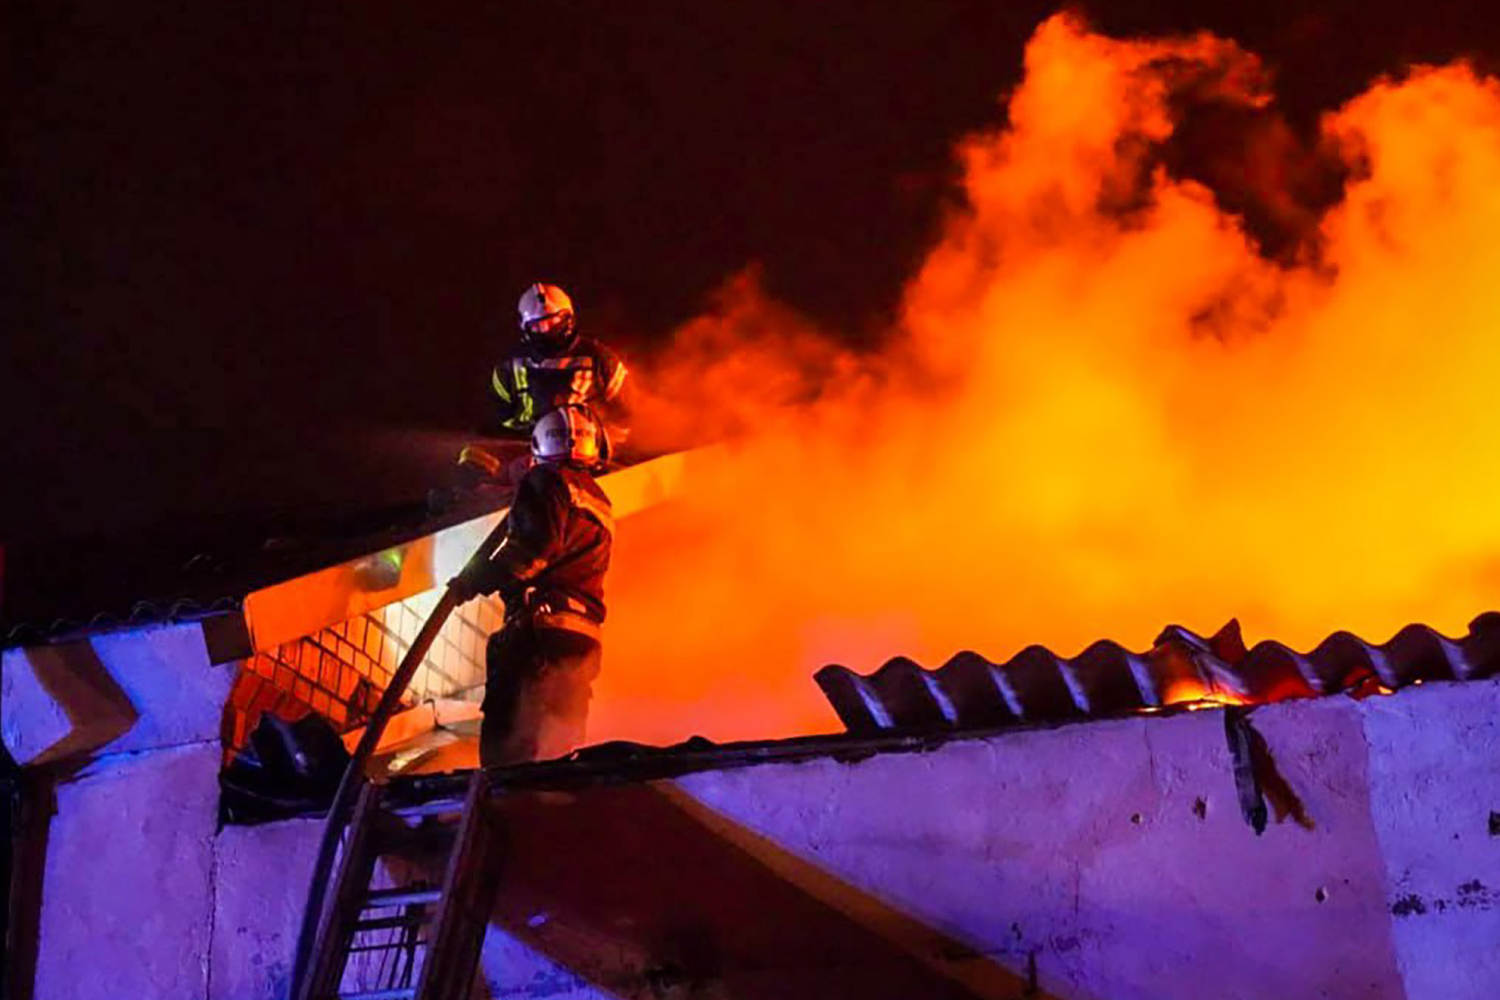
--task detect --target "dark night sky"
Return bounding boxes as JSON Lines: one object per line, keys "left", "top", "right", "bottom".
{"left": 4, "top": 0, "right": 1499, "bottom": 558}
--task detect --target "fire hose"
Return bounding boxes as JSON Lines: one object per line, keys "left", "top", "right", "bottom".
{"left": 289, "top": 515, "right": 510, "bottom": 1000}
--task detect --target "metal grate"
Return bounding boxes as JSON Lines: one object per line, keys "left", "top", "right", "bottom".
{"left": 222, "top": 590, "right": 506, "bottom": 750}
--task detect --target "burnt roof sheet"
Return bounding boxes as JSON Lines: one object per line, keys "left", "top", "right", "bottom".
{"left": 813, "top": 614, "right": 1500, "bottom": 734}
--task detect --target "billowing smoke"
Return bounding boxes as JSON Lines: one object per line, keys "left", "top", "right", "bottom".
{"left": 591, "top": 14, "right": 1500, "bottom": 744}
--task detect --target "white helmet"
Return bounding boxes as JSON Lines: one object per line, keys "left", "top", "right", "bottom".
{"left": 517, "top": 282, "right": 576, "bottom": 352}
{"left": 531, "top": 404, "right": 605, "bottom": 466}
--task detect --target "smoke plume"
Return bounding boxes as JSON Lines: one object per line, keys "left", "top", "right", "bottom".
{"left": 593, "top": 13, "right": 1500, "bottom": 744}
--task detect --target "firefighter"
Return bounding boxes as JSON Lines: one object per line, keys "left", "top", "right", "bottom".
{"left": 449, "top": 403, "right": 614, "bottom": 766}
{"left": 490, "top": 282, "right": 628, "bottom": 436}
{"left": 454, "top": 281, "right": 629, "bottom": 489}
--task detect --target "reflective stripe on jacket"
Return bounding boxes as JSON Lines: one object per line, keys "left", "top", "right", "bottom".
{"left": 490, "top": 337, "right": 628, "bottom": 432}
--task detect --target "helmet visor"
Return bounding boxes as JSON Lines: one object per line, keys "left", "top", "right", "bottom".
{"left": 523, "top": 311, "right": 572, "bottom": 339}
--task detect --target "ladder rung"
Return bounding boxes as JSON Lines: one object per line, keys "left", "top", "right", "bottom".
{"left": 336, "top": 989, "right": 416, "bottom": 1000}
{"left": 350, "top": 914, "right": 428, "bottom": 933}
{"left": 363, "top": 887, "right": 442, "bottom": 909}
{"left": 388, "top": 797, "right": 465, "bottom": 819}
{"left": 347, "top": 938, "right": 428, "bottom": 953}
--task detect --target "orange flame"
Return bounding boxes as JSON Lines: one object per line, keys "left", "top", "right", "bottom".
{"left": 590, "top": 14, "right": 1500, "bottom": 744}
{"left": 1159, "top": 678, "right": 1251, "bottom": 710}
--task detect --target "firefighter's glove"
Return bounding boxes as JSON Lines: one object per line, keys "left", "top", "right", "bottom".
{"left": 447, "top": 570, "right": 483, "bottom": 604}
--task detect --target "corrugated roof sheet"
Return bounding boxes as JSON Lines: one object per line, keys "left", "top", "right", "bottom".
{"left": 813, "top": 614, "right": 1500, "bottom": 734}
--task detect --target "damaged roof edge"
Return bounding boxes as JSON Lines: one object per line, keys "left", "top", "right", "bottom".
{"left": 815, "top": 613, "right": 1500, "bottom": 735}
{"left": 241, "top": 450, "right": 693, "bottom": 651}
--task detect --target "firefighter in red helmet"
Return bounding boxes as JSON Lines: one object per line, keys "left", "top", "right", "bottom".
{"left": 450, "top": 404, "right": 614, "bottom": 765}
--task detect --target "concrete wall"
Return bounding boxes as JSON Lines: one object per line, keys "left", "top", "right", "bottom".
{"left": 664, "top": 685, "right": 1499, "bottom": 999}
{"left": 32, "top": 743, "right": 223, "bottom": 999}
{"left": 2, "top": 623, "right": 234, "bottom": 767}
{"left": 3, "top": 623, "right": 240, "bottom": 1000}
{"left": 1365, "top": 685, "right": 1500, "bottom": 998}
{"left": 6, "top": 625, "right": 1499, "bottom": 999}
{"left": 663, "top": 683, "right": 1500, "bottom": 1000}
{"left": 674, "top": 703, "right": 1394, "bottom": 999}
{"left": 211, "top": 818, "right": 322, "bottom": 1000}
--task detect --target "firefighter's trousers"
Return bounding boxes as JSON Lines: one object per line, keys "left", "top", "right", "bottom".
{"left": 481, "top": 621, "right": 601, "bottom": 767}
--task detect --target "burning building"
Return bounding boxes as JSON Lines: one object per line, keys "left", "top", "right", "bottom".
{"left": 6, "top": 11, "right": 1500, "bottom": 999}
{"left": 4, "top": 465, "right": 1500, "bottom": 998}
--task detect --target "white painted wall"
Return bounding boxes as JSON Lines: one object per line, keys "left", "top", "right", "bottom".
{"left": 6, "top": 620, "right": 1498, "bottom": 999}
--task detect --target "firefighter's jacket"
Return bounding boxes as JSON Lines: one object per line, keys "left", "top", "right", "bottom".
{"left": 461, "top": 462, "right": 613, "bottom": 638}
{"left": 489, "top": 337, "right": 628, "bottom": 434}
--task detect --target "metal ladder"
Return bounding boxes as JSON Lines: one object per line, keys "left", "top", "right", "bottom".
{"left": 300, "top": 770, "right": 502, "bottom": 1000}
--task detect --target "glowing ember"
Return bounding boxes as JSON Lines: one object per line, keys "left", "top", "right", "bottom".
{"left": 591, "top": 14, "right": 1500, "bottom": 745}
{"left": 1161, "top": 679, "right": 1251, "bottom": 709}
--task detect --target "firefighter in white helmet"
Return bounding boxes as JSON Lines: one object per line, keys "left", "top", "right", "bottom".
{"left": 450, "top": 404, "right": 614, "bottom": 765}
{"left": 451, "top": 281, "right": 629, "bottom": 491}
{"left": 490, "top": 282, "right": 629, "bottom": 436}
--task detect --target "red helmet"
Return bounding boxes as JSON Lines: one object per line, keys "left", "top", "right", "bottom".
{"left": 531, "top": 404, "right": 606, "bottom": 467}
{"left": 517, "top": 282, "right": 577, "bottom": 354}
